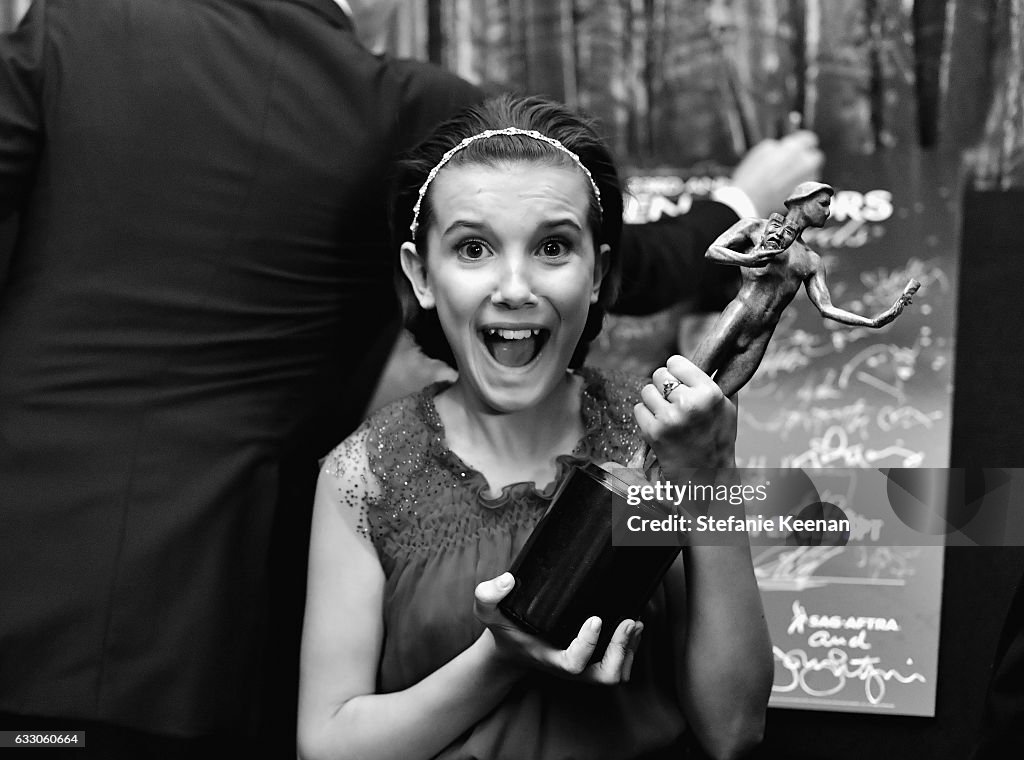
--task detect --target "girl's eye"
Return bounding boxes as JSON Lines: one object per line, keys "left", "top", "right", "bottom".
{"left": 539, "top": 239, "right": 570, "bottom": 259}
{"left": 456, "top": 241, "right": 488, "bottom": 260}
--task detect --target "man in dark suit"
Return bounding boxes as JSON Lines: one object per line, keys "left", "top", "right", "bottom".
{"left": 0, "top": 1, "right": 481, "bottom": 753}
{"left": 0, "top": 1, "right": 819, "bottom": 755}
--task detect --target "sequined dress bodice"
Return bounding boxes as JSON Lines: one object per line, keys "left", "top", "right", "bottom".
{"left": 324, "top": 367, "right": 688, "bottom": 760}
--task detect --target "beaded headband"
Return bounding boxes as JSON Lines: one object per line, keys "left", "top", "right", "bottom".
{"left": 408, "top": 127, "right": 603, "bottom": 239}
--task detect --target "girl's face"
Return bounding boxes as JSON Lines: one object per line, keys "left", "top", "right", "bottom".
{"left": 401, "top": 161, "right": 608, "bottom": 413}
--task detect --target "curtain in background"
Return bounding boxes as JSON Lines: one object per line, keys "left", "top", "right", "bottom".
{"left": 1, "top": 1, "right": 1017, "bottom": 179}
{"left": 385, "top": 0, "right": 1022, "bottom": 183}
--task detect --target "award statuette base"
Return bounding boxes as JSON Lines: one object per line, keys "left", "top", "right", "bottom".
{"left": 498, "top": 462, "right": 680, "bottom": 654}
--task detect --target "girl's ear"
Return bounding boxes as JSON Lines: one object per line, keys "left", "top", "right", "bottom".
{"left": 592, "top": 243, "right": 611, "bottom": 303}
{"left": 400, "top": 242, "right": 435, "bottom": 309}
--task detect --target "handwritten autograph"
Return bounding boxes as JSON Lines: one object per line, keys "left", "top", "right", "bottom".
{"left": 773, "top": 645, "right": 926, "bottom": 705}
{"left": 784, "top": 425, "right": 924, "bottom": 468}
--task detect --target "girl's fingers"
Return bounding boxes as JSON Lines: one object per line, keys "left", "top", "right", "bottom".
{"left": 633, "top": 403, "right": 655, "bottom": 446}
{"left": 621, "top": 622, "right": 643, "bottom": 682}
{"left": 639, "top": 381, "right": 672, "bottom": 414}
{"left": 664, "top": 354, "right": 717, "bottom": 391}
{"left": 560, "top": 617, "right": 601, "bottom": 675}
{"left": 594, "top": 619, "right": 636, "bottom": 681}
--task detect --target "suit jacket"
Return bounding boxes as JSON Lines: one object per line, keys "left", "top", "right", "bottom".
{"left": 0, "top": 0, "right": 483, "bottom": 735}
{"left": 0, "top": 0, "right": 736, "bottom": 738}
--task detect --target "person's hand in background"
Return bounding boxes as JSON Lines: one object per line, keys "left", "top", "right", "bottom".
{"left": 721, "top": 130, "right": 824, "bottom": 217}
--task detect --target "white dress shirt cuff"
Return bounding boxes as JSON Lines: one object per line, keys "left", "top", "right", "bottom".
{"left": 711, "top": 185, "right": 759, "bottom": 219}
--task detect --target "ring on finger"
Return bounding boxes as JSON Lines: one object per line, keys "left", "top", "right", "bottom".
{"left": 662, "top": 380, "right": 681, "bottom": 399}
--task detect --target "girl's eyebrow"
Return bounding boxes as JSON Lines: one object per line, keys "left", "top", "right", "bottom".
{"left": 441, "top": 219, "right": 490, "bottom": 236}
{"left": 537, "top": 218, "right": 583, "bottom": 232}
{"left": 441, "top": 217, "right": 583, "bottom": 236}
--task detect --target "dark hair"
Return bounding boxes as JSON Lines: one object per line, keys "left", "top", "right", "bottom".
{"left": 390, "top": 94, "right": 624, "bottom": 369}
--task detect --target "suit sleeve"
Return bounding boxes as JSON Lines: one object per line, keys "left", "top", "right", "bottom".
{"left": 0, "top": 0, "right": 44, "bottom": 220}
{"left": 388, "top": 58, "right": 483, "bottom": 148}
{"left": 614, "top": 199, "right": 741, "bottom": 315}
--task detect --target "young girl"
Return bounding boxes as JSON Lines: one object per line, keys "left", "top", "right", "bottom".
{"left": 298, "top": 95, "right": 772, "bottom": 760}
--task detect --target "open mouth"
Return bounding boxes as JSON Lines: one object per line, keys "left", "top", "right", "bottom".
{"left": 481, "top": 327, "right": 550, "bottom": 368}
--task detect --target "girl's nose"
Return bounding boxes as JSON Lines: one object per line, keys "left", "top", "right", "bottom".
{"left": 491, "top": 257, "right": 538, "bottom": 308}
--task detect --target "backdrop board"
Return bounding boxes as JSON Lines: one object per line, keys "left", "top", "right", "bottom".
{"left": 758, "top": 540, "right": 943, "bottom": 717}
{"left": 728, "top": 147, "right": 957, "bottom": 472}
{"left": 625, "top": 141, "right": 960, "bottom": 717}
{"left": 744, "top": 145, "right": 955, "bottom": 718}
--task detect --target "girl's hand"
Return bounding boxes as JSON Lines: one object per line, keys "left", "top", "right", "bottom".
{"left": 634, "top": 355, "right": 737, "bottom": 477}
{"left": 474, "top": 573, "right": 643, "bottom": 685}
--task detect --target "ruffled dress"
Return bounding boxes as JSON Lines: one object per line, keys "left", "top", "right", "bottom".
{"left": 324, "top": 367, "right": 687, "bottom": 760}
